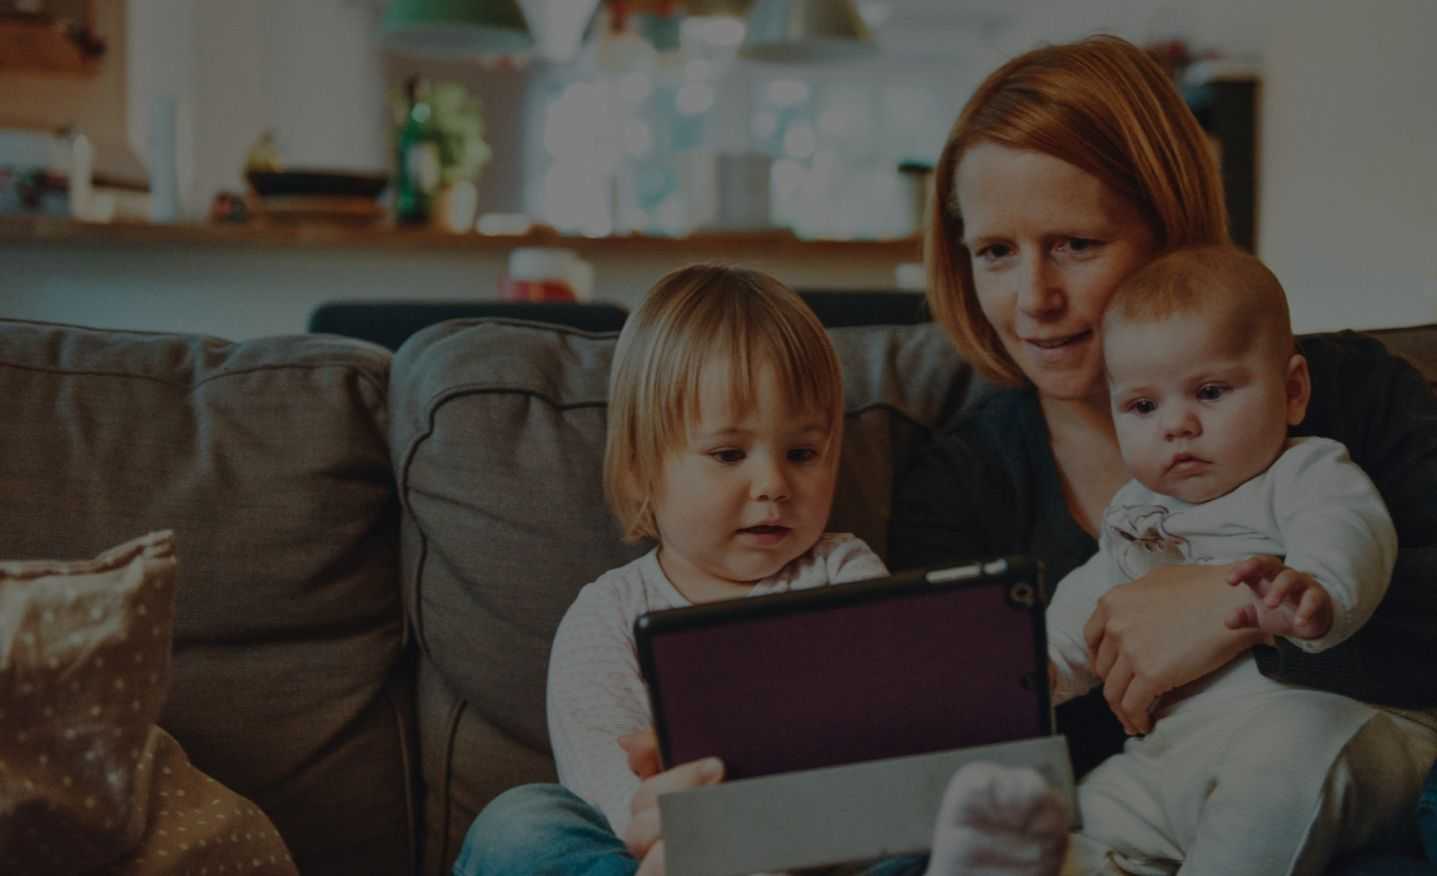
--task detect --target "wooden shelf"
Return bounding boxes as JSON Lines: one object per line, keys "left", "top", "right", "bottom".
{"left": 0, "top": 215, "right": 923, "bottom": 259}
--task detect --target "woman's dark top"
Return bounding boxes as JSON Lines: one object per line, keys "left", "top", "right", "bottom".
{"left": 890, "top": 330, "right": 1437, "bottom": 777}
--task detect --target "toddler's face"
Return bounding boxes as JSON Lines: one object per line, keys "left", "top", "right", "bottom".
{"left": 1105, "top": 314, "right": 1307, "bottom": 503}
{"left": 651, "top": 358, "right": 838, "bottom": 603}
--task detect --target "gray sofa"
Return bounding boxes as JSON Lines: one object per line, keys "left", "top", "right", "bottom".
{"left": 1, "top": 314, "right": 1432, "bottom": 875}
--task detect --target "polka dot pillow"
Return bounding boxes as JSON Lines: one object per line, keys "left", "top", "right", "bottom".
{"left": 0, "top": 531, "right": 297, "bottom": 875}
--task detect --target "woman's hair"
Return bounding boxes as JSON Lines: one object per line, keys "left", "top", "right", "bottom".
{"left": 926, "top": 34, "right": 1230, "bottom": 385}
{"left": 604, "top": 264, "right": 844, "bottom": 542}
{"left": 1104, "top": 244, "right": 1294, "bottom": 357}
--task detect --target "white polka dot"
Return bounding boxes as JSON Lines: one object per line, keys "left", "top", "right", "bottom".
{"left": 61, "top": 776, "right": 73, "bottom": 787}
{"left": 115, "top": 678, "right": 127, "bottom": 690}
{"left": 94, "top": 655, "right": 105, "bottom": 668}
{"left": 38, "top": 753, "right": 48, "bottom": 766}
{"left": 18, "top": 683, "right": 33, "bottom": 696}
{"left": 42, "top": 706, "right": 54, "bottom": 718}
{"left": 47, "top": 656, "right": 60, "bottom": 670}
{"left": 137, "top": 603, "right": 148, "bottom": 616}
{"left": 17, "top": 730, "right": 29, "bottom": 743}
{"left": 90, "top": 705, "right": 102, "bottom": 717}
{"left": 64, "top": 728, "right": 77, "bottom": 740}
{"left": 84, "top": 796, "right": 96, "bottom": 809}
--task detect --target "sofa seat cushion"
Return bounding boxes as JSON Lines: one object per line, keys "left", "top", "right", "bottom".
{"left": 390, "top": 317, "right": 988, "bottom": 872}
{"left": 0, "top": 319, "right": 413, "bottom": 874}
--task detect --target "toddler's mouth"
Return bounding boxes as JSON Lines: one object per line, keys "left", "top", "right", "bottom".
{"left": 739, "top": 524, "right": 790, "bottom": 535}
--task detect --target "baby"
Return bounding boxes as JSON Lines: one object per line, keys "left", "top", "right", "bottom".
{"left": 1037, "top": 245, "right": 1436, "bottom": 875}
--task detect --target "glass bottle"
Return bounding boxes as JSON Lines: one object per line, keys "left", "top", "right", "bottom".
{"left": 395, "top": 76, "right": 442, "bottom": 226}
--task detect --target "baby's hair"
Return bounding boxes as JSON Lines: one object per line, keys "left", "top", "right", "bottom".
{"left": 604, "top": 264, "right": 844, "bottom": 542}
{"left": 1104, "top": 245, "right": 1294, "bottom": 358}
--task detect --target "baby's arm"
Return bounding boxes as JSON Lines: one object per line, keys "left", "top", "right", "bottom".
{"left": 546, "top": 580, "right": 653, "bottom": 837}
{"left": 1045, "top": 551, "right": 1114, "bottom": 705}
{"left": 1225, "top": 555, "right": 1333, "bottom": 640}
{"left": 1243, "top": 438, "right": 1398, "bottom": 652}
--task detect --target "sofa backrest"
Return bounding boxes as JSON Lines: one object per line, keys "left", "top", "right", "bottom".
{"left": 390, "top": 317, "right": 990, "bottom": 873}
{"left": 0, "top": 319, "right": 414, "bottom": 875}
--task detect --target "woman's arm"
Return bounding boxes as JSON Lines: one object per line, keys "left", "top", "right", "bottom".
{"left": 1263, "top": 331, "right": 1437, "bottom": 706}
{"left": 1082, "top": 564, "right": 1269, "bottom": 733}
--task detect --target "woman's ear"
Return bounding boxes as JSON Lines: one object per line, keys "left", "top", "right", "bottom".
{"left": 1285, "top": 353, "right": 1312, "bottom": 426}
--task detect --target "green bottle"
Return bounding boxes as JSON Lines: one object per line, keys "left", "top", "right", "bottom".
{"left": 395, "top": 76, "right": 442, "bottom": 226}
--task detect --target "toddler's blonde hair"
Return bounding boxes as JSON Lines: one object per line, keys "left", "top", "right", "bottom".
{"left": 604, "top": 264, "right": 844, "bottom": 542}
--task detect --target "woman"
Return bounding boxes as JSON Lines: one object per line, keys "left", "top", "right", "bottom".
{"left": 458, "top": 34, "right": 1437, "bottom": 876}
{"left": 889, "top": 32, "right": 1437, "bottom": 873}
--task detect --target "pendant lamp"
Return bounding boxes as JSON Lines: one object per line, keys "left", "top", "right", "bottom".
{"left": 383, "top": 0, "right": 534, "bottom": 58}
{"left": 739, "top": 0, "right": 874, "bottom": 62}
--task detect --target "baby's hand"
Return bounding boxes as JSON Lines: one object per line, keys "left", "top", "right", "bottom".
{"left": 1224, "top": 555, "right": 1333, "bottom": 640}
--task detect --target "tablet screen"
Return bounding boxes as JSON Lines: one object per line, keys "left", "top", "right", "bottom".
{"left": 635, "top": 557, "right": 1051, "bottom": 780}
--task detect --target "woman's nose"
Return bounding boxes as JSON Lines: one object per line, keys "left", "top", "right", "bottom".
{"left": 1016, "top": 255, "right": 1063, "bottom": 318}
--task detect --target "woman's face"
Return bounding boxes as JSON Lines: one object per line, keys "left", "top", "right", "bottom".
{"left": 956, "top": 142, "right": 1157, "bottom": 402}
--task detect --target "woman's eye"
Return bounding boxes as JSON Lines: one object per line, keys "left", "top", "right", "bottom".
{"left": 1060, "top": 237, "right": 1102, "bottom": 255}
{"left": 973, "top": 243, "right": 1012, "bottom": 264}
{"left": 711, "top": 449, "right": 744, "bottom": 464}
{"left": 1197, "top": 384, "right": 1227, "bottom": 401}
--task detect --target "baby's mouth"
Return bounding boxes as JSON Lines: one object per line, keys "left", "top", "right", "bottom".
{"left": 739, "top": 524, "right": 790, "bottom": 535}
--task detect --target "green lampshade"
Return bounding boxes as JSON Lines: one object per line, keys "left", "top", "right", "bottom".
{"left": 383, "top": 0, "right": 533, "bottom": 58}
{"left": 740, "top": 0, "right": 874, "bottom": 63}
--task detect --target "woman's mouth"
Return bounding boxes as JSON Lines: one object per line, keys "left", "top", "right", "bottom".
{"left": 1024, "top": 331, "right": 1092, "bottom": 362}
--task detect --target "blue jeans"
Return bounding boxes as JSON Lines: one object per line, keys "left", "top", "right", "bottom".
{"left": 452, "top": 783, "right": 927, "bottom": 876}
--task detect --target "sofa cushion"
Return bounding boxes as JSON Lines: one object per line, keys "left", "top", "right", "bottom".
{"left": 0, "top": 530, "right": 298, "bottom": 876}
{"left": 0, "top": 319, "right": 413, "bottom": 874}
{"left": 390, "top": 317, "right": 987, "bottom": 873}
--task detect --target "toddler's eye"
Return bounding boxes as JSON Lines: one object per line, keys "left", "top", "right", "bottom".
{"left": 1197, "top": 384, "right": 1227, "bottom": 401}
{"left": 787, "top": 447, "right": 820, "bottom": 463}
{"left": 711, "top": 449, "right": 744, "bottom": 464}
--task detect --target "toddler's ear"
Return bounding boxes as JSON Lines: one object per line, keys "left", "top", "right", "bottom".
{"left": 1285, "top": 353, "right": 1312, "bottom": 426}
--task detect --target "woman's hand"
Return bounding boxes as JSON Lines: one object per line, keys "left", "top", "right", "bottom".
{"left": 1082, "top": 563, "right": 1266, "bottom": 735}
{"left": 617, "top": 728, "right": 724, "bottom": 876}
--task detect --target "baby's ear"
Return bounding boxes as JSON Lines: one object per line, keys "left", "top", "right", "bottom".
{"left": 1285, "top": 353, "right": 1312, "bottom": 426}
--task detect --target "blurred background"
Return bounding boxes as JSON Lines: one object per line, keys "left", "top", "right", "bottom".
{"left": 1, "top": 0, "right": 1432, "bottom": 341}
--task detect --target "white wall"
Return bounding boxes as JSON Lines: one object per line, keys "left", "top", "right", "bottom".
{"left": 1258, "top": 0, "right": 1437, "bottom": 332}
{"left": 5, "top": 0, "right": 1434, "bottom": 338}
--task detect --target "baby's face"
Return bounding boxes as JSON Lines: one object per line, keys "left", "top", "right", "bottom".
{"left": 1105, "top": 314, "right": 1305, "bottom": 503}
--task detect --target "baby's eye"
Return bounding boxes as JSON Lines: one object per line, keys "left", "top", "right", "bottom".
{"left": 1128, "top": 399, "right": 1156, "bottom": 416}
{"left": 787, "top": 447, "right": 820, "bottom": 463}
{"left": 1197, "top": 384, "right": 1227, "bottom": 401}
{"left": 710, "top": 449, "right": 745, "bottom": 464}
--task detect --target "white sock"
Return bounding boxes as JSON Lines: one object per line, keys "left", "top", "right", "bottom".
{"left": 924, "top": 762, "right": 1069, "bottom": 876}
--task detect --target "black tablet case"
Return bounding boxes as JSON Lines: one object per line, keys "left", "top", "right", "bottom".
{"left": 636, "top": 556, "right": 1051, "bottom": 781}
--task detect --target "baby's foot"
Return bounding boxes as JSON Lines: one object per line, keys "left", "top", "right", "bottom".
{"left": 924, "top": 762, "right": 1069, "bottom": 876}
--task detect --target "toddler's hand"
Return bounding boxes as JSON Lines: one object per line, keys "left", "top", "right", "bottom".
{"left": 1224, "top": 555, "right": 1333, "bottom": 640}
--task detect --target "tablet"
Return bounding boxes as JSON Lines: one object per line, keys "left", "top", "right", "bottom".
{"left": 635, "top": 556, "right": 1051, "bottom": 781}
